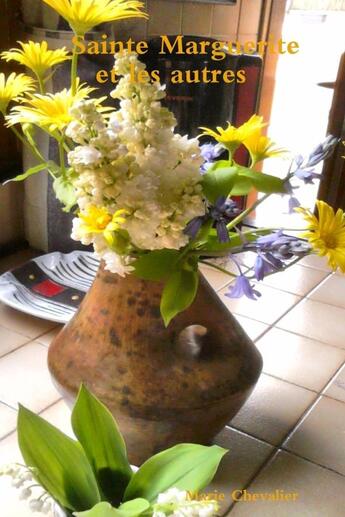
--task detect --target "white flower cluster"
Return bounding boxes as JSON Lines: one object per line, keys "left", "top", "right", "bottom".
{"left": 67, "top": 51, "right": 205, "bottom": 275}
{"left": 153, "top": 488, "right": 219, "bottom": 517}
{"left": 0, "top": 463, "right": 52, "bottom": 514}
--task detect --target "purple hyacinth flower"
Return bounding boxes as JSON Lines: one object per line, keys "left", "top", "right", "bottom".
{"left": 294, "top": 168, "right": 321, "bottom": 184}
{"left": 305, "top": 135, "right": 338, "bottom": 168}
{"left": 216, "top": 220, "right": 230, "bottom": 243}
{"left": 254, "top": 253, "right": 283, "bottom": 281}
{"left": 184, "top": 216, "right": 205, "bottom": 238}
{"left": 256, "top": 230, "right": 284, "bottom": 247}
{"left": 288, "top": 196, "right": 301, "bottom": 213}
{"left": 225, "top": 275, "right": 261, "bottom": 300}
{"left": 200, "top": 143, "right": 223, "bottom": 172}
{"left": 200, "top": 143, "right": 223, "bottom": 162}
{"left": 254, "top": 255, "right": 270, "bottom": 281}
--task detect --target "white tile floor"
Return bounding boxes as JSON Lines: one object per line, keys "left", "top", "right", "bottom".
{"left": 0, "top": 250, "right": 345, "bottom": 516}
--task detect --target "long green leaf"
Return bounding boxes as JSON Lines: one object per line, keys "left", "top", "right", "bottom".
{"left": 74, "top": 500, "right": 150, "bottom": 517}
{"left": 3, "top": 163, "right": 47, "bottom": 184}
{"left": 238, "top": 168, "right": 286, "bottom": 194}
{"left": 71, "top": 385, "right": 133, "bottom": 506}
{"left": 17, "top": 405, "right": 101, "bottom": 511}
{"left": 124, "top": 444, "right": 227, "bottom": 503}
{"left": 160, "top": 269, "right": 199, "bottom": 326}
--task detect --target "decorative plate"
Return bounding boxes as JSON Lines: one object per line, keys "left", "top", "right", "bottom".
{"left": 0, "top": 251, "right": 99, "bottom": 324}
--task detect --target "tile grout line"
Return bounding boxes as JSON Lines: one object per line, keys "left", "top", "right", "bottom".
{"left": 226, "top": 448, "right": 280, "bottom": 513}
{"left": 0, "top": 339, "right": 49, "bottom": 364}
{"left": 0, "top": 397, "right": 63, "bottom": 443}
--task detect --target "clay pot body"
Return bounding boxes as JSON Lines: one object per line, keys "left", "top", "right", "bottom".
{"left": 48, "top": 264, "right": 262, "bottom": 465}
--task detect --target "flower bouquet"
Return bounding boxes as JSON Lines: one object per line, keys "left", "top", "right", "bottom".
{"left": 1, "top": 0, "right": 345, "bottom": 476}
{"left": 1, "top": 385, "right": 227, "bottom": 516}
{"left": 0, "top": 0, "right": 343, "bottom": 327}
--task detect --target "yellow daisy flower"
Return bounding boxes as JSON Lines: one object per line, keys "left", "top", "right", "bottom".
{"left": 243, "top": 130, "right": 287, "bottom": 164}
{"left": 1, "top": 41, "right": 70, "bottom": 85}
{"left": 297, "top": 200, "right": 345, "bottom": 272}
{"left": 79, "top": 206, "right": 113, "bottom": 234}
{"left": 42, "top": 0, "right": 148, "bottom": 35}
{"left": 0, "top": 73, "right": 36, "bottom": 115}
{"left": 78, "top": 206, "right": 128, "bottom": 244}
{"left": 6, "top": 81, "right": 98, "bottom": 132}
{"left": 200, "top": 115, "right": 266, "bottom": 154}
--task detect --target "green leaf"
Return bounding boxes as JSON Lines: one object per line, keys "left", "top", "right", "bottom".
{"left": 206, "top": 159, "right": 232, "bottom": 171}
{"left": 201, "top": 165, "right": 238, "bottom": 203}
{"left": 124, "top": 444, "right": 227, "bottom": 503}
{"left": 117, "top": 499, "right": 151, "bottom": 516}
{"left": 229, "top": 175, "right": 253, "bottom": 196}
{"left": 133, "top": 250, "right": 180, "bottom": 281}
{"left": 73, "top": 500, "right": 150, "bottom": 517}
{"left": 71, "top": 385, "right": 133, "bottom": 506}
{"left": 17, "top": 405, "right": 101, "bottom": 512}
{"left": 238, "top": 168, "right": 286, "bottom": 194}
{"left": 3, "top": 162, "right": 47, "bottom": 184}
{"left": 160, "top": 269, "right": 199, "bottom": 326}
{"left": 53, "top": 176, "right": 77, "bottom": 211}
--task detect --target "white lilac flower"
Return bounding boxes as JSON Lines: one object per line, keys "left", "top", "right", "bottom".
{"left": 68, "top": 145, "right": 102, "bottom": 168}
{"left": 67, "top": 51, "right": 206, "bottom": 274}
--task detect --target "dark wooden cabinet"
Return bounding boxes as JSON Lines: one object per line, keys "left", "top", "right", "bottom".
{"left": 0, "top": 0, "right": 22, "bottom": 182}
{"left": 317, "top": 53, "right": 345, "bottom": 210}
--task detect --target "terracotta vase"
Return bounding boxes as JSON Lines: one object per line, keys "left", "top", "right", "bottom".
{"left": 48, "top": 263, "right": 262, "bottom": 465}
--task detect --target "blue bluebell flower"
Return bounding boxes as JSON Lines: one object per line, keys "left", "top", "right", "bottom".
{"left": 225, "top": 275, "right": 261, "bottom": 300}
{"left": 200, "top": 143, "right": 223, "bottom": 172}
{"left": 294, "top": 168, "right": 321, "bottom": 184}
{"left": 288, "top": 195, "right": 301, "bottom": 213}
{"left": 304, "top": 135, "right": 338, "bottom": 168}
{"left": 254, "top": 252, "right": 283, "bottom": 281}
{"left": 184, "top": 196, "right": 239, "bottom": 243}
{"left": 200, "top": 143, "right": 223, "bottom": 162}
{"left": 184, "top": 215, "right": 207, "bottom": 239}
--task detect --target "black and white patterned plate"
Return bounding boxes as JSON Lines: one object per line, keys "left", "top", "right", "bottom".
{"left": 0, "top": 252, "right": 99, "bottom": 324}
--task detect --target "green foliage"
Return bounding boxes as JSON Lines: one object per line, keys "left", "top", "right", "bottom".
{"left": 197, "top": 228, "right": 270, "bottom": 253}
{"left": 160, "top": 268, "right": 199, "bottom": 327}
{"left": 124, "top": 444, "right": 227, "bottom": 503}
{"left": 74, "top": 499, "right": 150, "bottom": 517}
{"left": 201, "top": 160, "right": 286, "bottom": 203}
{"left": 71, "top": 385, "right": 133, "bottom": 505}
{"left": 3, "top": 162, "right": 48, "bottom": 184}
{"left": 236, "top": 167, "right": 286, "bottom": 194}
{"left": 18, "top": 386, "right": 228, "bottom": 516}
{"left": 201, "top": 162, "right": 238, "bottom": 203}
{"left": 133, "top": 250, "right": 180, "bottom": 281}
{"left": 53, "top": 176, "right": 77, "bottom": 211}
{"left": 17, "top": 405, "right": 101, "bottom": 511}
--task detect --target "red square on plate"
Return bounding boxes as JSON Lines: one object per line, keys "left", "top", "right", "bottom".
{"left": 32, "top": 279, "right": 66, "bottom": 298}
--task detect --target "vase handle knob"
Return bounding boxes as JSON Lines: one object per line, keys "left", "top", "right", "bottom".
{"left": 175, "top": 325, "right": 208, "bottom": 358}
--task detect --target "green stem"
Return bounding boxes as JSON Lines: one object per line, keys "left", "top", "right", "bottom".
{"left": 199, "top": 259, "right": 236, "bottom": 277}
{"left": 227, "top": 193, "right": 271, "bottom": 230}
{"left": 11, "top": 126, "right": 44, "bottom": 163}
{"left": 35, "top": 73, "right": 45, "bottom": 95}
{"left": 58, "top": 139, "right": 66, "bottom": 177}
{"left": 226, "top": 161, "right": 297, "bottom": 231}
{"left": 71, "top": 40, "right": 79, "bottom": 95}
{"left": 11, "top": 126, "right": 59, "bottom": 179}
